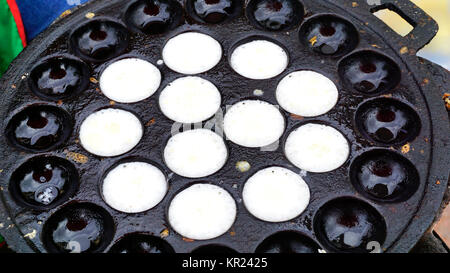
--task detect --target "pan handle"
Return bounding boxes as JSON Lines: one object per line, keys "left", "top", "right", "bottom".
{"left": 367, "top": 0, "right": 439, "bottom": 52}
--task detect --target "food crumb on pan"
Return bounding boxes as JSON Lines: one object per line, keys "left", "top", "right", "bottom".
{"left": 352, "top": 2, "right": 358, "bottom": 8}
{"left": 253, "top": 89, "right": 264, "bottom": 96}
{"left": 400, "top": 46, "right": 409, "bottom": 55}
{"left": 90, "top": 77, "right": 98, "bottom": 84}
{"left": 64, "top": 150, "right": 89, "bottom": 164}
{"left": 160, "top": 228, "right": 169, "bottom": 238}
{"left": 401, "top": 143, "right": 410, "bottom": 154}
{"left": 146, "top": 118, "right": 155, "bottom": 126}
{"left": 443, "top": 93, "right": 450, "bottom": 110}
{"left": 23, "top": 229, "right": 37, "bottom": 240}
{"left": 236, "top": 161, "right": 251, "bottom": 172}
{"left": 85, "top": 12, "right": 95, "bottom": 19}
{"left": 59, "top": 10, "right": 71, "bottom": 18}
{"left": 290, "top": 114, "right": 304, "bottom": 120}
{"left": 309, "top": 36, "right": 317, "bottom": 46}
{"left": 182, "top": 238, "right": 194, "bottom": 242}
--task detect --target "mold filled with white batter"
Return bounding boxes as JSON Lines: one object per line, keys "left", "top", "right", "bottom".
{"left": 79, "top": 108, "right": 143, "bottom": 157}
{"left": 284, "top": 123, "right": 349, "bottom": 173}
{"left": 162, "top": 32, "right": 222, "bottom": 75}
{"left": 100, "top": 58, "right": 161, "bottom": 103}
{"left": 224, "top": 100, "right": 285, "bottom": 148}
{"left": 102, "top": 161, "right": 168, "bottom": 213}
{"left": 159, "top": 76, "right": 221, "bottom": 123}
{"left": 243, "top": 166, "right": 310, "bottom": 222}
{"left": 164, "top": 129, "right": 228, "bottom": 178}
{"left": 276, "top": 70, "right": 339, "bottom": 117}
{"left": 230, "top": 39, "right": 288, "bottom": 79}
{"left": 168, "top": 183, "right": 236, "bottom": 240}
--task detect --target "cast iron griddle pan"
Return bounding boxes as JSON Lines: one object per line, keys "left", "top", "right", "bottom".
{"left": 0, "top": 0, "right": 449, "bottom": 253}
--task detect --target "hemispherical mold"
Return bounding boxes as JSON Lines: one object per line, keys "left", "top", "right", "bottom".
{"left": 355, "top": 98, "right": 421, "bottom": 146}
{"left": 78, "top": 107, "right": 144, "bottom": 157}
{"left": 167, "top": 183, "right": 237, "bottom": 241}
{"left": 255, "top": 231, "right": 322, "bottom": 253}
{"left": 192, "top": 244, "right": 238, "bottom": 254}
{"left": 223, "top": 99, "right": 286, "bottom": 148}
{"left": 338, "top": 50, "right": 401, "bottom": 95}
{"left": 29, "top": 55, "right": 90, "bottom": 101}
{"left": 42, "top": 202, "right": 115, "bottom": 253}
{"left": 69, "top": 19, "right": 130, "bottom": 62}
{"left": 283, "top": 122, "right": 350, "bottom": 173}
{"left": 186, "top": 0, "right": 242, "bottom": 24}
{"left": 124, "top": 0, "right": 183, "bottom": 35}
{"left": 99, "top": 57, "right": 162, "bottom": 103}
{"left": 162, "top": 31, "right": 223, "bottom": 75}
{"left": 299, "top": 14, "right": 359, "bottom": 56}
{"left": 109, "top": 233, "right": 174, "bottom": 253}
{"left": 313, "top": 198, "right": 387, "bottom": 253}
{"left": 246, "top": 0, "right": 304, "bottom": 31}
{"left": 100, "top": 157, "right": 168, "bottom": 213}
{"left": 228, "top": 36, "right": 289, "bottom": 80}
{"left": 5, "top": 104, "right": 73, "bottom": 152}
{"left": 9, "top": 156, "right": 79, "bottom": 210}
{"left": 350, "top": 149, "right": 420, "bottom": 203}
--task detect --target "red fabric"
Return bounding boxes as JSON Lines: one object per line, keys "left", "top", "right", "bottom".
{"left": 6, "top": 0, "right": 27, "bottom": 47}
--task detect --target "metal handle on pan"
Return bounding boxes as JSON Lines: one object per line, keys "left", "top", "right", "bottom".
{"left": 367, "top": 0, "right": 439, "bottom": 52}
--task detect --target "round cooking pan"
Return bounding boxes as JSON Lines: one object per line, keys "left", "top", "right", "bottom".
{"left": 0, "top": 0, "right": 448, "bottom": 253}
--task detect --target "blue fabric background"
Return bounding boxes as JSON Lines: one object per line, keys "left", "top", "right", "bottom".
{"left": 16, "top": 0, "right": 90, "bottom": 41}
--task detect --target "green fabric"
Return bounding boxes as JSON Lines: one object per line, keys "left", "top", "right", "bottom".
{"left": 0, "top": 1, "right": 24, "bottom": 77}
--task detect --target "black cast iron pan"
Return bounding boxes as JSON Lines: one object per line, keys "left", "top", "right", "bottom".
{"left": 0, "top": 0, "right": 449, "bottom": 253}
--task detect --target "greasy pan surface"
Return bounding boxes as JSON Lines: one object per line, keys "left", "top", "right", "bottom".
{"left": 0, "top": 0, "right": 448, "bottom": 253}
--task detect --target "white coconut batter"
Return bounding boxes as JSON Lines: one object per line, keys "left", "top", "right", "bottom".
{"left": 100, "top": 58, "right": 161, "bottom": 103}
{"left": 276, "top": 70, "right": 339, "bottom": 117}
{"left": 243, "top": 167, "right": 310, "bottom": 222}
{"left": 164, "top": 129, "right": 228, "bottom": 178}
{"left": 224, "top": 100, "right": 285, "bottom": 148}
{"left": 168, "top": 184, "right": 236, "bottom": 240}
{"left": 230, "top": 39, "right": 288, "bottom": 79}
{"left": 102, "top": 162, "right": 168, "bottom": 213}
{"left": 79, "top": 108, "right": 143, "bottom": 157}
{"left": 162, "top": 32, "right": 222, "bottom": 74}
{"left": 159, "top": 76, "right": 221, "bottom": 123}
{"left": 284, "top": 123, "right": 349, "bottom": 173}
